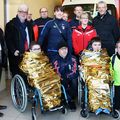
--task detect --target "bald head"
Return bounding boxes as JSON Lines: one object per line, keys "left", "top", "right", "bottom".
{"left": 39, "top": 7, "right": 48, "bottom": 18}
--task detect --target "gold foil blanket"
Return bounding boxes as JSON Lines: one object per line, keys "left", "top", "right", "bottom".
{"left": 80, "top": 49, "right": 112, "bottom": 112}
{"left": 19, "top": 52, "right": 61, "bottom": 110}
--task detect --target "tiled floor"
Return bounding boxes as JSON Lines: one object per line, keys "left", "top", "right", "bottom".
{"left": 0, "top": 80, "right": 119, "bottom": 120}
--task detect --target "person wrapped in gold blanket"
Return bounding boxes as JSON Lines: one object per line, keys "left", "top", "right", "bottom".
{"left": 80, "top": 37, "right": 112, "bottom": 115}
{"left": 19, "top": 42, "right": 61, "bottom": 110}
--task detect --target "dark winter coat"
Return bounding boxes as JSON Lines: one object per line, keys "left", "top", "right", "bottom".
{"left": 93, "top": 11, "right": 120, "bottom": 56}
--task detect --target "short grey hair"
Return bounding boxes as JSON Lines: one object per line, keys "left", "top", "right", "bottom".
{"left": 18, "top": 4, "right": 29, "bottom": 12}
{"left": 97, "top": 1, "right": 107, "bottom": 7}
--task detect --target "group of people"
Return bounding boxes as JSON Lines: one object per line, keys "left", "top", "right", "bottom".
{"left": 0, "top": 0, "right": 120, "bottom": 117}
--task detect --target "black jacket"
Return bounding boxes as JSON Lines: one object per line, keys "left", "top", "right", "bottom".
{"left": 0, "top": 28, "right": 7, "bottom": 68}
{"left": 34, "top": 17, "right": 52, "bottom": 35}
{"left": 93, "top": 12, "right": 120, "bottom": 45}
{"left": 53, "top": 53, "right": 79, "bottom": 80}
{"left": 5, "top": 17, "right": 34, "bottom": 76}
{"left": 5, "top": 16, "right": 34, "bottom": 55}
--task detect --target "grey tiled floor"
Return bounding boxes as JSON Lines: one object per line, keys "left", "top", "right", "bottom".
{"left": 0, "top": 81, "right": 119, "bottom": 120}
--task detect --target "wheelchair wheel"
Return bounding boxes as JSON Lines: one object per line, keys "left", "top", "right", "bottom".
{"left": 61, "top": 106, "right": 67, "bottom": 114}
{"left": 78, "top": 76, "right": 82, "bottom": 105}
{"left": 112, "top": 110, "right": 120, "bottom": 119}
{"left": 80, "top": 109, "right": 89, "bottom": 118}
{"left": 32, "top": 107, "right": 37, "bottom": 120}
{"left": 11, "top": 74, "right": 28, "bottom": 112}
{"left": 36, "top": 89, "right": 44, "bottom": 114}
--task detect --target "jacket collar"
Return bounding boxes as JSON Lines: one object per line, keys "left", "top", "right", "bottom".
{"left": 77, "top": 25, "right": 93, "bottom": 31}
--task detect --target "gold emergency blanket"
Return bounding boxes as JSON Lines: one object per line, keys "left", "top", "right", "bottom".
{"left": 80, "top": 49, "right": 112, "bottom": 112}
{"left": 19, "top": 52, "right": 61, "bottom": 110}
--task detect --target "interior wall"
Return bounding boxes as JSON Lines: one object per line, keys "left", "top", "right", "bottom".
{"left": 0, "top": 0, "right": 4, "bottom": 30}
{"left": 7, "top": 0, "right": 62, "bottom": 22}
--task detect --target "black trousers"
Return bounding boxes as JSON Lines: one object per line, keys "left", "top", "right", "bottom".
{"left": 114, "top": 86, "right": 120, "bottom": 110}
{"left": 61, "top": 78, "right": 78, "bottom": 101}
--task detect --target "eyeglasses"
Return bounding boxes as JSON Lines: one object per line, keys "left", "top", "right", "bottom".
{"left": 32, "top": 48, "right": 41, "bottom": 51}
{"left": 18, "top": 11, "right": 28, "bottom": 14}
{"left": 41, "top": 11, "right": 48, "bottom": 13}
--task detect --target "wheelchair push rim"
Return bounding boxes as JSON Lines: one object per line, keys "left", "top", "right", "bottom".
{"left": 11, "top": 74, "right": 28, "bottom": 112}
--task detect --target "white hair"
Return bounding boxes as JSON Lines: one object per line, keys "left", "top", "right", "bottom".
{"left": 18, "top": 4, "right": 29, "bottom": 12}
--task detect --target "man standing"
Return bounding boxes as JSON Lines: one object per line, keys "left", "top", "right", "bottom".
{"left": 34, "top": 7, "right": 52, "bottom": 38}
{"left": 69, "top": 6, "right": 83, "bottom": 30}
{"left": 93, "top": 1, "right": 120, "bottom": 56}
{"left": 5, "top": 4, "right": 34, "bottom": 77}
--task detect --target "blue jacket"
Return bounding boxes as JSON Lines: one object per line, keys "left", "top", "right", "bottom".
{"left": 69, "top": 17, "right": 79, "bottom": 30}
{"left": 53, "top": 53, "right": 79, "bottom": 80}
{"left": 38, "top": 18, "right": 72, "bottom": 52}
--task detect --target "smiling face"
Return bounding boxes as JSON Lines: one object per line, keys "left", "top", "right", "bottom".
{"left": 74, "top": 6, "right": 83, "bottom": 18}
{"left": 30, "top": 44, "right": 41, "bottom": 53}
{"left": 97, "top": 2, "right": 107, "bottom": 15}
{"left": 17, "top": 4, "right": 28, "bottom": 23}
{"left": 54, "top": 9, "right": 63, "bottom": 19}
{"left": 92, "top": 42, "right": 101, "bottom": 52}
{"left": 80, "top": 13, "right": 89, "bottom": 25}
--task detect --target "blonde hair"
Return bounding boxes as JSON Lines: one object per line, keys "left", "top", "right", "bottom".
{"left": 80, "top": 12, "right": 89, "bottom": 19}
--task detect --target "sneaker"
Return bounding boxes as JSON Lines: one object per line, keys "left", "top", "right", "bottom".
{"left": 103, "top": 109, "right": 110, "bottom": 114}
{"left": 95, "top": 108, "right": 102, "bottom": 115}
{"left": 68, "top": 101, "right": 76, "bottom": 111}
{"left": 0, "top": 112, "right": 4, "bottom": 117}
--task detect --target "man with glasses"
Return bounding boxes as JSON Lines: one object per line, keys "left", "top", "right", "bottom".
{"left": 5, "top": 4, "right": 34, "bottom": 77}
{"left": 34, "top": 7, "right": 52, "bottom": 38}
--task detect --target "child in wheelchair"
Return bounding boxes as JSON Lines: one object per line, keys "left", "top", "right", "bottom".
{"left": 19, "top": 41, "right": 63, "bottom": 111}
{"left": 79, "top": 37, "right": 115, "bottom": 116}
{"left": 53, "top": 41, "right": 79, "bottom": 111}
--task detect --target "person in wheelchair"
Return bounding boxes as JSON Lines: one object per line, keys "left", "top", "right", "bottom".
{"left": 80, "top": 37, "right": 112, "bottom": 116}
{"left": 19, "top": 41, "right": 62, "bottom": 111}
{"left": 53, "top": 41, "right": 79, "bottom": 111}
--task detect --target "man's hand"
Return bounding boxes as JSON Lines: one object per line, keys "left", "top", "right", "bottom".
{"left": 14, "top": 50, "right": 19, "bottom": 56}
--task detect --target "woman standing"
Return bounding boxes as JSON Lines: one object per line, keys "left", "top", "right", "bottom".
{"left": 72, "top": 12, "right": 97, "bottom": 55}
{"left": 39, "top": 6, "right": 72, "bottom": 63}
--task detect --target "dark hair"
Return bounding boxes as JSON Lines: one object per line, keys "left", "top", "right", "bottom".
{"left": 87, "top": 37, "right": 101, "bottom": 50}
{"left": 30, "top": 41, "right": 40, "bottom": 49}
{"left": 54, "top": 6, "right": 64, "bottom": 12}
{"left": 116, "top": 38, "right": 120, "bottom": 48}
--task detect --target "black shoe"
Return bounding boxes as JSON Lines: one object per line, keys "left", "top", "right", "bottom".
{"left": 0, "top": 105, "right": 7, "bottom": 110}
{"left": 68, "top": 101, "right": 76, "bottom": 112}
{"left": 0, "top": 112, "right": 4, "bottom": 117}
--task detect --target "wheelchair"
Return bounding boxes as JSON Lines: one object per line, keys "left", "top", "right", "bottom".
{"left": 78, "top": 72, "right": 120, "bottom": 119}
{"left": 11, "top": 74, "right": 68, "bottom": 120}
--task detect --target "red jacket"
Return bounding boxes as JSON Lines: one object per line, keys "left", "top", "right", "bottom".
{"left": 72, "top": 25, "right": 97, "bottom": 55}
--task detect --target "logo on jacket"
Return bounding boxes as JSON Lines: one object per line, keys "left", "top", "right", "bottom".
{"left": 62, "top": 24, "right": 65, "bottom": 30}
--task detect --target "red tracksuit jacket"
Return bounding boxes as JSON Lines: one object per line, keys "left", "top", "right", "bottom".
{"left": 72, "top": 25, "right": 97, "bottom": 55}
